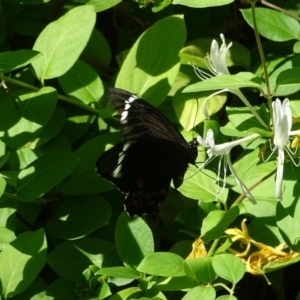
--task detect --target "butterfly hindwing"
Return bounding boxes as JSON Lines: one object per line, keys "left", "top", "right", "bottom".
{"left": 96, "top": 88, "right": 199, "bottom": 217}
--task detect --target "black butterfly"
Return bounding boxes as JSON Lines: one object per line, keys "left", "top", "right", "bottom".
{"left": 96, "top": 88, "right": 199, "bottom": 217}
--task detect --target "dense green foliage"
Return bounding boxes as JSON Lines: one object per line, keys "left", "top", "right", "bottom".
{"left": 0, "top": 0, "right": 300, "bottom": 299}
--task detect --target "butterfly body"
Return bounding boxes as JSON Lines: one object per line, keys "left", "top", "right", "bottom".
{"left": 96, "top": 88, "right": 198, "bottom": 217}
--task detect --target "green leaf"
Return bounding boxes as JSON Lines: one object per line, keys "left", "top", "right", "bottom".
{"left": 156, "top": 276, "right": 198, "bottom": 291}
{"left": 230, "top": 149, "right": 276, "bottom": 201}
{"left": 115, "top": 214, "right": 154, "bottom": 267}
{"left": 0, "top": 229, "right": 47, "bottom": 298}
{"left": 183, "top": 72, "right": 262, "bottom": 93}
{"left": 32, "top": 5, "right": 96, "bottom": 81}
{"left": 96, "top": 267, "right": 142, "bottom": 279}
{"left": 116, "top": 15, "right": 186, "bottom": 107}
{"left": 0, "top": 140, "right": 8, "bottom": 168}
{"left": 10, "top": 276, "right": 47, "bottom": 300}
{"left": 11, "top": 148, "right": 38, "bottom": 170}
{"left": 178, "top": 168, "right": 228, "bottom": 203}
{"left": 276, "top": 68, "right": 300, "bottom": 89}
{"left": 42, "top": 278, "right": 76, "bottom": 300}
{"left": 255, "top": 54, "right": 300, "bottom": 96}
{"left": 184, "top": 257, "right": 217, "bottom": 283}
{"left": 224, "top": 106, "right": 272, "bottom": 137}
{"left": 201, "top": 206, "right": 240, "bottom": 243}
{"left": 48, "top": 237, "right": 120, "bottom": 282}
{"left": 98, "top": 281, "right": 112, "bottom": 299}
{"left": 239, "top": 199, "right": 276, "bottom": 218}
{"left": 28, "top": 106, "right": 66, "bottom": 148}
{"left": 217, "top": 295, "right": 238, "bottom": 300}
{"left": 173, "top": 0, "right": 233, "bottom": 7}
{"left": 57, "top": 133, "right": 121, "bottom": 195}
{"left": 0, "top": 87, "right": 57, "bottom": 148}
{"left": 0, "top": 226, "right": 15, "bottom": 250}
{"left": 137, "top": 252, "right": 185, "bottom": 277}
{"left": 82, "top": 28, "right": 111, "bottom": 67}
{"left": 262, "top": 254, "right": 300, "bottom": 274}
{"left": 0, "top": 198, "right": 17, "bottom": 229}
{"left": 109, "top": 287, "right": 141, "bottom": 300}
{"left": 0, "top": 176, "right": 6, "bottom": 197}
{"left": 294, "top": 41, "right": 300, "bottom": 54}
{"left": 241, "top": 8, "right": 300, "bottom": 42}
{"left": 276, "top": 202, "right": 300, "bottom": 251}
{"left": 17, "top": 201, "right": 43, "bottom": 227}
{"left": 5, "top": 0, "right": 50, "bottom": 3}
{"left": 62, "top": 109, "right": 97, "bottom": 144}
{"left": 248, "top": 218, "right": 283, "bottom": 247}
{"left": 88, "top": 0, "right": 122, "bottom": 12}
{"left": 17, "top": 151, "right": 79, "bottom": 201}
{"left": 173, "top": 90, "right": 226, "bottom": 131}
{"left": 212, "top": 253, "right": 245, "bottom": 284}
{"left": 58, "top": 59, "right": 104, "bottom": 104}
{"left": 0, "top": 50, "right": 41, "bottom": 73}
{"left": 46, "top": 195, "right": 111, "bottom": 239}
{"left": 152, "top": 0, "right": 172, "bottom": 12}
{"left": 182, "top": 286, "right": 216, "bottom": 300}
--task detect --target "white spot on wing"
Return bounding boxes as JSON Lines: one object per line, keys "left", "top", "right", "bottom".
{"left": 123, "top": 142, "right": 132, "bottom": 151}
{"left": 120, "top": 110, "right": 128, "bottom": 123}
{"left": 112, "top": 142, "right": 133, "bottom": 178}
{"left": 128, "top": 95, "right": 137, "bottom": 103}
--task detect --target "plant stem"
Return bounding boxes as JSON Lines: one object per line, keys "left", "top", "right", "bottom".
{"left": 250, "top": 2, "right": 273, "bottom": 115}
{"left": 207, "top": 239, "right": 219, "bottom": 256}
{"left": 0, "top": 74, "right": 100, "bottom": 115}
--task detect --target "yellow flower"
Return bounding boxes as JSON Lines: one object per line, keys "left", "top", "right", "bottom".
{"left": 225, "top": 219, "right": 299, "bottom": 275}
{"left": 225, "top": 219, "right": 251, "bottom": 257}
{"left": 186, "top": 238, "right": 207, "bottom": 259}
{"left": 291, "top": 134, "right": 300, "bottom": 148}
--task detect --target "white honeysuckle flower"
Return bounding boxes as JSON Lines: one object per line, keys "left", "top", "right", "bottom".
{"left": 207, "top": 33, "right": 232, "bottom": 76}
{"left": 198, "top": 129, "right": 259, "bottom": 205}
{"left": 270, "top": 98, "right": 298, "bottom": 201}
{"left": 193, "top": 34, "right": 268, "bottom": 130}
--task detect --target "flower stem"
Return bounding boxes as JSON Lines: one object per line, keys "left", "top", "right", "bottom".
{"left": 233, "top": 89, "right": 269, "bottom": 129}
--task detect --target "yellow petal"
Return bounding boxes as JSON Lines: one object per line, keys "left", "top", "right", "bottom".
{"left": 291, "top": 134, "right": 300, "bottom": 148}
{"left": 186, "top": 238, "right": 207, "bottom": 259}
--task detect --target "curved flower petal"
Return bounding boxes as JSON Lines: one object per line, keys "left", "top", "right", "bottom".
{"left": 271, "top": 98, "right": 293, "bottom": 200}
{"left": 208, "top": 34, "right": 232, "bottom": 75}
{"left": 275, "top": 148, "right": 285, "bottom": 201}
{"left": 186, "top": 238, "right": 207, "bottom": 259}
{"left": 272, "top": 98, "right": 292, "bottom": 147}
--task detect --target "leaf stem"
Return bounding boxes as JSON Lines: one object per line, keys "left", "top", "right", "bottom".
{"left": 0, "top": 74, "right": 100, "bottom": 115}
{"left": 207, "top": 238, "right": 219, "bottom": 256}
{"left": 213, "top": 282, "right": 234, "bottom": 294}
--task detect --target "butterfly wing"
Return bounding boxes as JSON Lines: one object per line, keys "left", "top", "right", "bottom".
{"left": 96, "top": 88, "right": 198, "bottom": 216}
{"left": 97, "top": 139, "right": 192, "bottom": 216}
{"left": 106, "top": 88, "right": 191, "bottom": 147}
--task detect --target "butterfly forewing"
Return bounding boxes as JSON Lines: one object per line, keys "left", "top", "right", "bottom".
{"left": 107, "top": 88, "right": 190, "bottom": 147}
{"left": 96, "top": 88, "right": 199, "bottom": 217}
